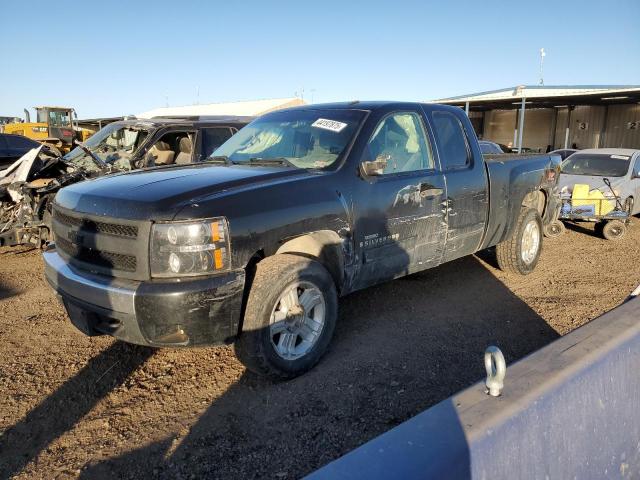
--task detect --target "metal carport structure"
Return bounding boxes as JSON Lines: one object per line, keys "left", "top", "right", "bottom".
{"left": 434, "top": 85, "right": 640, "bottom": 152}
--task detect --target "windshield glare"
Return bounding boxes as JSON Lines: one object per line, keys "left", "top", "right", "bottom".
{"left": 211, "top": 109, "right": 365, "bottom": 169}
{"left": 64, "top": 123, "right": 149, "bottom": 171}
{"left": 561, "top": 153, "right": 630, "bottom": 177}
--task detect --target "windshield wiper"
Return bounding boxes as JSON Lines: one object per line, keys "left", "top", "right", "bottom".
{"left": 248, "top": 157, "right": 297, "bottom": 168}
{"left": 206, "top": 155, "right": 235, "bottom": 165}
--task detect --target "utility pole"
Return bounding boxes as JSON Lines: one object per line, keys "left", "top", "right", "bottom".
{"left": 539, "top": 48, "right": 546, "bottom": 86}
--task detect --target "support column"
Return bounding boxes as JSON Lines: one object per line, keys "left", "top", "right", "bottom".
{"left": 564, "top": 106, "right": 573, "bottom": 149}
{"left": 517, "top": 97, "right": 526, "bottom": 153}
{"left": 513, "top": 109, "right": 519, "bottom": 150}
{"left": 465, "top": 101, "right": 470, "bottom": 116}
{"left": 550, "top": 108, "right": 558, "bottom": 150}
{"left": 599, "top": 105, "right": 609, "bottom": 148}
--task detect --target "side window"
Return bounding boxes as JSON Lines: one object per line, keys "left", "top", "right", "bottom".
{"left": 201, "top": 128, "right": 233, "bottom": 158}
{"left": 431, "top": 111, "right": 471, "bottom": 170}
{"left": 146, "top": 131, "right": 194, "bottom": 166}
{"left": 633, "top": 157, "right": 640, "bottom": 178}
{"left": 365, "top": 112, "right": 434, "bottom": 175}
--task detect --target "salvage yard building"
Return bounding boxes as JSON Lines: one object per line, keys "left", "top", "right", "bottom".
{"left": 435, "top": 85, "right": 640, "bottom": 152}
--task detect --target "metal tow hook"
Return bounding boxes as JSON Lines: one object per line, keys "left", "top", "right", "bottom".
{"left": 484, "top": 346, "right": 506, "bottom": 397}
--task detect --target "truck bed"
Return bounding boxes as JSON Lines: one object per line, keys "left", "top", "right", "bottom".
{"left": 480, "top": 153, "right": 562, "bottom": 249}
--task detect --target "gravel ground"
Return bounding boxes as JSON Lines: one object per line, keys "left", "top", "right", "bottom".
{"left": 1, "top": 219, "right": 639, "bottom": 479}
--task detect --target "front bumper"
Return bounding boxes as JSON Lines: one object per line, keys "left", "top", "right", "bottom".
{"left": 44, "top": 248, "right": 245, "bottom": 347}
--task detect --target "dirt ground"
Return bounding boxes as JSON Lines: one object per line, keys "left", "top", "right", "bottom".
{"left": 1, "top": 219, "right": 639, "bottom": 480}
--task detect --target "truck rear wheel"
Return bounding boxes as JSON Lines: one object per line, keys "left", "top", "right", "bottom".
{"left": 234, "top": 254, "right": 338, "bottom": 380}
{"left": 496, "top": 208, "right": 543, "bottom": 275}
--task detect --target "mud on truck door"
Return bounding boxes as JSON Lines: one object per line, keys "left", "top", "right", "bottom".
{"left": 427, "top": 107, "right": 489, "bottom": 263}
{"left": 354, "top": 110, "right": 448, "bottom": 288}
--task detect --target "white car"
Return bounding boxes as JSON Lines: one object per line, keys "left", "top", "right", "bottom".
{"left": 559, "top": 148, "right": 640, "bottom": 215}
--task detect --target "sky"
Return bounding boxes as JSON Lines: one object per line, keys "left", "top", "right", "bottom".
{"left": 1, "top": 0, "right": 639, "bottom": 119}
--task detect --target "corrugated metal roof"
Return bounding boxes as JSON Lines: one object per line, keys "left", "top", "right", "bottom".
{"left": 137, "top": 97, "right": 306, "bottom": 119}
{"left": 434, "top": 85, "right": 640, "bottom": 103}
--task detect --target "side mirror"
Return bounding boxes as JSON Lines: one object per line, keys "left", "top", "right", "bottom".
{"left": 361, "top": 154, "right": 390, "bottom": 176}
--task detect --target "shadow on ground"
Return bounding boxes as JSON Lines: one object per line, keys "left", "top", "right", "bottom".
{"left": 0, "top": 278, "right": 19, "bottom": 301}
{"left": 564, "top": 221, "right": 601, "bottom": 238}
{"left": 0, "top": 343, "right": 154, "bottom": 478}
{"left": 68, "top": 255, "right": 559, "bottom": 479}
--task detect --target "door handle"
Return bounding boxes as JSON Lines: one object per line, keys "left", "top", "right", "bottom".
{"left": 419, "top": 184, "right": 443, "bottom": 198}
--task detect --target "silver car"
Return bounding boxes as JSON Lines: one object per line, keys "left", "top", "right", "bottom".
{"left": 559, "top": 148, "right": 640, "bottom": 215}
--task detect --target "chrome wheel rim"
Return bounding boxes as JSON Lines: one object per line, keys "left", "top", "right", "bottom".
{"left": 269, "top": 281, "right": 326, "bottom": 360}
{"left": 521, "top": 220, "right": 540, "bottom": 265}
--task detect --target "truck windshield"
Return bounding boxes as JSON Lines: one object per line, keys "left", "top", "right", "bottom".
{"left": 561, "top": 153, "right": 630, "bottom": 177}
{"left": 64, "top": 123, "right": 150, "bottom": 172}
{"left": 210, "top": 109, "right": 366, "bottom": 169}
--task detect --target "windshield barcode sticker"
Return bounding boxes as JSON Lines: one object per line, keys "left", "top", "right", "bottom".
{"left": 312, "top": 118, "right": 348, "bottom": 133}
{"left": 610, "top": 155, "right": 630, "bottom": 160}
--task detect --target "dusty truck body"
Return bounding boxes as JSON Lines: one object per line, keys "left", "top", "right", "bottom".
{"left": 44, "top": 102, "right": 561, "bottom": 379}
{"left": 0, "top": 116, "right": 249, "bottom": 247}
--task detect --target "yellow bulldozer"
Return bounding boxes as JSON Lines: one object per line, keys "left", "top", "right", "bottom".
{"left": 1, "top": 106, "right": 92, "bottom": 154}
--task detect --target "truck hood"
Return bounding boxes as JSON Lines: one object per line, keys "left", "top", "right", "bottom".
{"left": 558, "top": 174, "right": 626, "bottom": 196}
{"left": 54, "top": 164, "right": 311, "bottom": 220}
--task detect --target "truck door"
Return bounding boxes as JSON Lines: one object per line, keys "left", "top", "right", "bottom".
{"left": 426, "top": 107, "right": 489, "bottom": 263}
{"left": 353, "top": 111, "right": 447, "bottom": 289}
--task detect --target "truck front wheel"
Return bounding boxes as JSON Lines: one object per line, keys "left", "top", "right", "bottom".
{"left": 234, "top": 254, "right": 338, "bottom": 380}
{"left": 496, "top": 208, "right": 543, "bottom": 275}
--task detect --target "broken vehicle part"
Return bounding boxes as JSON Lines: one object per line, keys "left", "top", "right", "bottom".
{"left": 0, "top": 116, "right": 250, "bottom": 247}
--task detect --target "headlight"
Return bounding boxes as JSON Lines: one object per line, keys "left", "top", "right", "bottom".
{"left": 150, "top": 217, "right": 231, "bottom": 277}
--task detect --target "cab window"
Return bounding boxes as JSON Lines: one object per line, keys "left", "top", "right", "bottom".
{"left": 146, "top": 131, "right": 195, "bottom": 166}
{"left": 365, "top": 112, "right": 434, "bottom": 175}
{"left": 431, "top": 111, "right": 471, "bottom": 170}
{"left": 48, "top": 110, "right": 71, "bottom": 127}
{"left": 633, "top": 156, "right": 640, "bottom": 178}
{"left": 201, "top": 128, "right": 233, "bottom": 159}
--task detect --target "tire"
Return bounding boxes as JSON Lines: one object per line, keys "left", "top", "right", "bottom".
{"left": 496, "top": 207, "right": 543, "bottom": 275}
{"left": 543, "top": 220, "right": 565, "bottom": 238}
{"left": 234, "top": 254, "right": 338, "bottom": 380}
{"left": 37, "top": 194, "right": 55, "bottom": 247}
{"left": 602, "top": 220, "right": 627, "bottom": 241}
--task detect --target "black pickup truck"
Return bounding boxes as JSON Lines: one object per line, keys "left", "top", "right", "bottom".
{"left": 44, "top": 102, "right": 561, "bottom": 379}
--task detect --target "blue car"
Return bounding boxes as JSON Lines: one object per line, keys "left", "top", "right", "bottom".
{"left": 0, "top": 133, "right": 41, "bottom": 170}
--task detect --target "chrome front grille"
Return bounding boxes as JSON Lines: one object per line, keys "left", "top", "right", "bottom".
{"left": 52, "top": 205, "right": 151, "bottom": 280}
